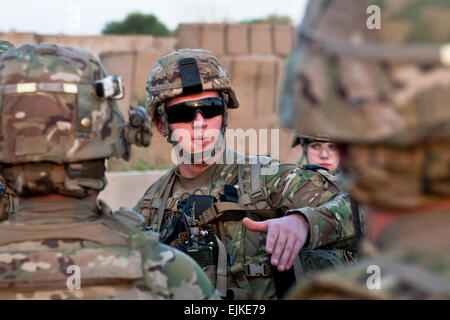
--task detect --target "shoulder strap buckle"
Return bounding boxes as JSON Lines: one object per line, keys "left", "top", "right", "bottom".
{"left": 244, "top": 263, "right": 271, "bottom": 277}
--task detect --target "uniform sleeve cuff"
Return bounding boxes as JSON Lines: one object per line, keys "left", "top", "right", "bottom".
{"left": 285, "top": 207, "right": 322, "bottom": 249}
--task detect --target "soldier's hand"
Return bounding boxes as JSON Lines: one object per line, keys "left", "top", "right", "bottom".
{"left": 243, "top": 214, "right": 309, "bottom": 272}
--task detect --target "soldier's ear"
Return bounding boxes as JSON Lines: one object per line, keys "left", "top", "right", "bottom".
{"left": 154, "top": 115, "right": 168, "bottom": 137}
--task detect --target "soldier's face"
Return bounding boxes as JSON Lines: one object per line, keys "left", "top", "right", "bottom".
{"left": 162, "top": 91, "right": 224, "bottom": 154}
{"left": 306, "top": 141, "right": 340, "bottom": 172}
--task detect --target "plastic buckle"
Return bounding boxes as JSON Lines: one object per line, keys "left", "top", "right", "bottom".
{"left": 250, "top": 189, "right": 266, "bottom": 204}
{"left": 141, "top": 196, "right": 153, "bottom": 208}
{"left": 244, "top": 264, "right": 269, "bottom": 277}
{"left": 166, "top": 197, "right": 177, "bottom": 210}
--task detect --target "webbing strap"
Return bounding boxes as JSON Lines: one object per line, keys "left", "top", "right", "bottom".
{"left": 199, "top": 202, "right": 279, "bottom": 226}
{"left": 152, "top": 168, "right": 176, "bottom": 232}
{"left": 0, "top": 82, "right": 79, "bottom": 95}
{"left": 292, "top": 255, "right": 304, "bottom": 282}
{"left": 230, "top": 262, "right": 252, "bottom": 289}
{"left": 76, "top": 84, "right": 93, "bottom": 137}
{"left": 215, "top": 235, "right": 228, "bottom": 297}
{"left": 237, "top": 161, "right": 268, "bottom": 207}
{"left": 250, "top": 162, "right": 263, "bottom": 200}
{"left": 0, "top": 220, "right": 131, "bottom": 246}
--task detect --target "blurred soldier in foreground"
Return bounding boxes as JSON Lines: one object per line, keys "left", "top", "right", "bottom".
{"left": 0, "top": 44, "right": 216, "bottom": 299}
{"left": 0, "top": 40, "right": 17, "bottom": 221}
{"left": 282, "top": 0, "right": 450, "bottom": 299}
{"left": 135, "top": 49, "right": 364, "bottom": 299}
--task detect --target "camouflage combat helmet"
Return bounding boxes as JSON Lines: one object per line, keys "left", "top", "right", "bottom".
{"left": 0, "top": 43, "right": 151, "bottom": 197}
{"left": 281, "top": 0, "right": 450, "bottom": 209}
{"left": 146, "top": 49, "right": 239, "bottom": 118}
{"left": 146, "top": 49, "right": 239, "bottom": 143}
{"left": 0, "top": 40, "right": 14, "bottom": 56}
{"left": 291, "top": 131, "right": 331, "bottom": 148}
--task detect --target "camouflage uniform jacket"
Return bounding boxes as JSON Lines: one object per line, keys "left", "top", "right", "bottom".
{"left": 0, "top": 197, "right": 217, "bottom": 299}
{"left": 135, "top": 149, "right": 364, "bottom": 299}
{"left": 287, "top": 207, "right": 450, "bottom": 299}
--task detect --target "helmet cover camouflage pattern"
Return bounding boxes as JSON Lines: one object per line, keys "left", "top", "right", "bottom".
{"left": 291, "top": 131, "right": 331, "bottom": 148}
{"left": 0, "top": 40, "right": 14, "bottom": 56}
{"left": 0, "top": 43, "right": 128, "bottom": 165}
{"left": 281, "top": 0, "right": 450, "bottom": 145}
{"left": 146, "top": 49, "right": 239, "bottom": 120}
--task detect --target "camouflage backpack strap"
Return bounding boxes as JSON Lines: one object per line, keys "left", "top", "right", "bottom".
{"left": 238, "top": 156, "right": 274, "bottom": 210}
{"left": 0, "top": 218, "right": 132, "bottom": 247}
{"left": 199, "top": 202, "right": 279, "bottom": 226}
{"left": 114, "top": 208, "right": 146, "bottom": 229}
{"left": 223, "top": 157, "right": 278, "bottom": 299}
{"left": 137, "top": 167, "right": 177, "bottom": 231}
{"left": 215, "top": 234, "right": 228, "bottom": 298}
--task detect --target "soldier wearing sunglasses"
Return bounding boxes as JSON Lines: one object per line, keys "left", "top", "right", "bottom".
{"left": 134, "top": 49, "right": 363, "bottom": 300}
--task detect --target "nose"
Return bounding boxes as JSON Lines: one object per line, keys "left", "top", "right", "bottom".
{"left": 319, "top": 147, "right": 330, "bottom": 159}
{"left": 192, "top": 110, "right": 207, "bottom": 129}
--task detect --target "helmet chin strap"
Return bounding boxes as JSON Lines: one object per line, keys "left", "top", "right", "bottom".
{"left": 159, "top": 93, "right": 230, "bottom": 165}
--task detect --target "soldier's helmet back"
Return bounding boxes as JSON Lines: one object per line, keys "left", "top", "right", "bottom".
{"left": 0, "top": 40, "right": 14, "bottom": 56}
{"left": 0, "top": 43, "right": 128, "bottom": 165}
{"left": 281, "top": 0, "right": 450, "bottom": 146}
{"left": 146, "top": 49, "right": 239, "bottom": 120}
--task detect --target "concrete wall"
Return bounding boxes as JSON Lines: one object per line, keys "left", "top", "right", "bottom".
{"left": 99, "top": 170, "right": 166, "bottom": 211}
{"left": 0, "top": 31, "right": 175, "bottom": 58}
{"left": 176, "top": 23, "right": 294, "bottom": 58}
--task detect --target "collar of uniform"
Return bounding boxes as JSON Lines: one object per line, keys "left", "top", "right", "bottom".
{"left": 10, "top": 197, "right": 100, "bottom": 224}
{"left": 374, "top": 208, "right": 450, "bottom": 259}
{"left": 175, "top": 162, "right": 225, "bottom": 192}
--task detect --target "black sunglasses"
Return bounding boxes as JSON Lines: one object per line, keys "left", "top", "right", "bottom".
{"left": 165, "top": 97, "right": 225, "bottom": 124}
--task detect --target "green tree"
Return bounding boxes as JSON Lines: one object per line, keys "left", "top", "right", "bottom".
{"left": 102, "top": 12, "right": 171, "bottom": 36}
{"left": 240, "top": 14, "right": 292, "bottom": 25}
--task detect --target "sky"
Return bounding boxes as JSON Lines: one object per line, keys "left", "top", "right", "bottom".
{"left": 0, "top": 0, "right": 308, "bottom": 35}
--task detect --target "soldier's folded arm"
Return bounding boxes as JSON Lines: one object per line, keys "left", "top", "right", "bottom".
{"left": 285, "top": 192, "right": 364, "bottom": 251}
{"left": 244, "top": 162, "right": 362, "bottom": 270}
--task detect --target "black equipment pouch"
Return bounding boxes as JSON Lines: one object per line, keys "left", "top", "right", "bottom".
{"left": 162, "top": 194, "right": 220, "bottom": 267}
{"left": 179, "top": 195, "right": 218, "bottom": 219}
{"left": 220, "top": 185, "right": 239, "bottom": 203}
{"left": 184, "top": 229, "right": 218, "bottom": 268}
